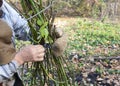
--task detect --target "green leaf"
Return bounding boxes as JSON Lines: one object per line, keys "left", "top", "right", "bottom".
{"left": 44, "top": 28, "right": 49, "bottom": 40}
{"left": 39, "top": 22, "right": 49, "bottom": 42}
{"left": 28, "top": 10, "right": 33, "bottom": 15}
{"left": 37, "top": 19, "right": 42, "bottom": 26}
{"left": 48, "top": 36, "right": 53, "bottom": 43}
{"left": 40, "top": 22, "right": 48, "bottom": 31}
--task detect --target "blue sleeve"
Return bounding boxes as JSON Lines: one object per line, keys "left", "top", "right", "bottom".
{"left": 1, "top": 0, "right": 31, "bottom": 41}
{"left": 0, "top": 60, "right": 20, "bottom": 83}
{"left": 13, "top": 16, "right": 31, "bottom": 41}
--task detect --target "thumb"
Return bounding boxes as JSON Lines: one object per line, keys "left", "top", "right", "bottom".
{"left": 54, "top": 27, "right": 63, "bottom": 38}
{"left": 51, "top": 25, "right": 63, "bottom": 38}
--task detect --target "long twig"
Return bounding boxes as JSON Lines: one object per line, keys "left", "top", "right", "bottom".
{"left": 27, "top": 4, "right": 52, "bottom": 21}
{"left": 94, "top": 56, "right": 120, "bottom": 60}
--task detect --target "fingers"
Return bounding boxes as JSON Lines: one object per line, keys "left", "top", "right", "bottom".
{"left": 35, "top": 45, "right": 45, "bottom": 53}
{"left": 34, "top": 53, "right": 45, "bottom": 61}
{"left": 14, "top": 45, "right": 45, "bottom": 65}
{"left": 51, "top": 25, "right": 63, "bottom": 38}
{"left": 32, "top": 45, "right": 45, "bottom": 61}
{"left": 54, "top": 28, "right": 63, "bottom": 38}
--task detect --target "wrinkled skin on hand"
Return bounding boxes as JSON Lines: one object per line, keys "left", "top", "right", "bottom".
{"left": 14, "top": 45, "right": 45, "bottom": 65}
{"left": 51, "top": 25, "right": 68, "bottom": 57}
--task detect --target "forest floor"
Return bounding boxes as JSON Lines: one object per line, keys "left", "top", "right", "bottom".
{"left": 55, "top": 17, "right": 120, "bottom": 86}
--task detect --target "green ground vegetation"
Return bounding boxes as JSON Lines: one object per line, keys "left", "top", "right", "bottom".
{"left": 66, "top": 18, "right": 120, "bottom": 57}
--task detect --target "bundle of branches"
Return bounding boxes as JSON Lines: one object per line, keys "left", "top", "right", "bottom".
{"left": 19, "top": 0, "right": 70, "bottom": 86}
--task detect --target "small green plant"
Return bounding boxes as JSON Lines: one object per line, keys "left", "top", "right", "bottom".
{"left": 95, "top": 66, "right": 103, "bottom": 74}
{"left": 66, "top": 18, "right": 120, "bottom": 57}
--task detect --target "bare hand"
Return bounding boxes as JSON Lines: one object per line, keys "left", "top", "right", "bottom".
{"left": 14, "top": 45, "right": 45, "bottom": 65}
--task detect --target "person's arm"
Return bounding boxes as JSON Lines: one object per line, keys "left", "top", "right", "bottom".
{"left": 8, "top": 4, "right": 30, "bottom": 41}
{"left": 1, "top": 0, "right": 30, "bottom": 41}
{"left": 0, "top": 60, "right": 20, "bottom": 83}
{"left": 0, "top": 44, "right": 45, "bottom": 83}
{"left": 12, "top": 15, "right": 30, "bottom": 41}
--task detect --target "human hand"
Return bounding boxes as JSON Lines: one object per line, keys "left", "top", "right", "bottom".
{"left": 14, "top": 45, "right": 45, "bottom": 65}
{"left": 51, "top": 26, "right": 67, "bottom": 57}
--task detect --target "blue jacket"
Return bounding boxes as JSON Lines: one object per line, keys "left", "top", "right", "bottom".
{"left": 0, "top": 0, "right": 30, "bottom": 83}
